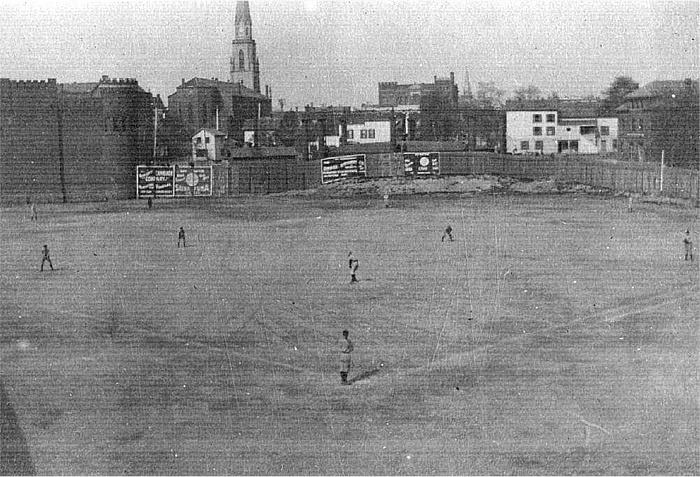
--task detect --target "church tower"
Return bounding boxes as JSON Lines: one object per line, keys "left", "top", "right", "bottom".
{"left": 230, "top": 1, "right": 260, "bottom": 93}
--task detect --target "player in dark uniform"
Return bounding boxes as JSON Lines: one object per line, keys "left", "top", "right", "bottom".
{"left": 178, "top": 227, "right": 186, "bottom": 248}
{"left": 442, "top": 225, "right": 454, "bottom": 242}
{"left": 348, "top": 252, "right": 359, "bottom": 283}
{"left": 684, "top": 229, "right": 693, "bottom": 261}
{"left": 40, "top": 244, "right": 53, "bottom": 271}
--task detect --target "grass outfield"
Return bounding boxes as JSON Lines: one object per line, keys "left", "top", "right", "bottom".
{"left": 1, "top": 189, "right": 698, "bottom": 475}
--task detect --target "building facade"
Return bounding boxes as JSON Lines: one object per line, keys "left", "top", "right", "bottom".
{"left": 616, "top": 79, "right": 698, "bottom": 167}
{"left": 192, "top": 128, "right": 227, "bottom": 162}
{"left": 506, "top": 100, "right": 618, "bottom": 155}
{"left": 167, "top": 77, "right": 271, "bottom": 148}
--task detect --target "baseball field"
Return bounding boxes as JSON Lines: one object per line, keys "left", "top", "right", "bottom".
{"left": 1, "top": 179, "right": 698, "bottom": 475}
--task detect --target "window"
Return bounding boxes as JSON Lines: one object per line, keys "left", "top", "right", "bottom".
{"left": 533, "top": 127, "right": 542, "bottom": 136}
{"left": 546, "top": 126, "right": 556, "bottom": 136}
{"left": 239, "top": 50, "right": 245, "bottom": 70}
{"left": 205, "top": 137, "right": 210, "bottom": 144}
{"left": 535, "top": 140, "right": 543, "bottom": 150}
{"left": 580, "top": 126, "right": 596, "bottom": 135}
{"left": 532, "top": 114, "right": 542, "bottom": 123}
{"left": 347, "top": 129, "right": 354, "bottom": 139}
{"left": 520, "top": 141, "right": 530, "bottom": 150}
{"left": 196, "top": 137, "right": 202, "bottom": 144}
{"left": 546, "top": 114, "right": 555, "bottom": 122}
{"left": 612, "top": 139, "right": 618, "bottom": 149}
{"left": 368, "top": 129, "right": 375, "bottom": 139}
{"left": 600, "top": 126, "right": 610, "bottom": 136}
{"left": 360, "top": 130, "right": 367, "bottom": 139}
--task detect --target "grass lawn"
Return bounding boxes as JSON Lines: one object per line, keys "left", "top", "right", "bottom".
{"left": 1, "top": 186, "right": 698, "bottom": 475}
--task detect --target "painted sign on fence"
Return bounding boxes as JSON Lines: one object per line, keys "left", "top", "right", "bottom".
{"left": 321, "top": 155, "right": 367, "bottom": 184}
{"left": 136, "top": 165, "right": 175, "bottom": 198}
{"left": 404, "top": 152, "right": 440, "bottom": 177}
{"left": 174, "top": 166, "right": 212, "bottom": 196}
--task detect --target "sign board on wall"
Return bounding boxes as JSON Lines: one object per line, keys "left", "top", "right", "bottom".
{"left": 136, "top": 166, "right": 175, "bottom": 198}
{"left": 174, "top": 166, "right": 212, "bottom": 197}
{"left": 136, "top": 165, "right": 212, "bottom": 198}
{"left": 403, "top": 152, "right": 440, "bottom": 177}
{"left": 321, "top": 155, "right": 366, "bottom": 184}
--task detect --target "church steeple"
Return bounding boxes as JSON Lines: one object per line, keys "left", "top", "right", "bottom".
{"left": 235, "top": 1, "right": 252, "bottom": 40}
{"left": 230, "top": 1, "right": 260, "bottom": 93}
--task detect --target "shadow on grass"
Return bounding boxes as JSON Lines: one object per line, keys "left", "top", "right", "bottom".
{"left": 349, "top": 368, "right": 381, "bottom": 384}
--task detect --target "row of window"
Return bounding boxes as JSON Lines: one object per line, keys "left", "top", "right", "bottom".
{"left": 532, "top": 126, "right": 556, "bottom": 136}
{"left": 532, "top": 114, "right": 556, "bottom": 123}
{"left": 520, "top": 139, "right": 618, "bottom": 150}
{"left": 347, "top": 129, "right": 376, "bottom": 139}
{"left": 531, "top": 125, "right": 611, "bottom": 136}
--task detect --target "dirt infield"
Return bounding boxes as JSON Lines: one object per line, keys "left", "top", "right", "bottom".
{"left": 1, "top": 179, "right": 698, "bottom": 474}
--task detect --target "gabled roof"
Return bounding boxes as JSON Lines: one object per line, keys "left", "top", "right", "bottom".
{"left": 625, "top": 79, "right": 698, "bottom": 99}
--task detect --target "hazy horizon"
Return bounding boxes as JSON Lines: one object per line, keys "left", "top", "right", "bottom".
{"left": 0, "top": 0, "right": 697, "bottom": 108}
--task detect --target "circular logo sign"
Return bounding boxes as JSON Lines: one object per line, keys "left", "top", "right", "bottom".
{"left": 185, "top": 172, "right": 199, "bottom": 187}
{"left": 419, "top": 156, "right": 430, "bottom": 167}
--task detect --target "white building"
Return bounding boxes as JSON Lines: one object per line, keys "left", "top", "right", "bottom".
{"left": 345, "top": 120, "right": 392, "bottom": 144}
{"left": 192, "top": 128, "right": 227, "bottom": 162}
{"left": 506, "top": 109, "right": 618, "bottom": 155}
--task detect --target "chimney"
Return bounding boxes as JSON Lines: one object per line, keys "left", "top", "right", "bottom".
{"left": 450, "top": 72, "right": 454, "bottom": 82}
{"left": 181, "top": 78, "right": 185, "bottom": 85}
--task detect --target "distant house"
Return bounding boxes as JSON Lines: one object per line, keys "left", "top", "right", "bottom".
{"left": 192, "top": 128, "right": 227, "bottom": 162}
{"left": 616, "top": 79, "right": 699, "bottom": 167}
{"left": 505, "top": 99, "right": 617, "bottom": 155}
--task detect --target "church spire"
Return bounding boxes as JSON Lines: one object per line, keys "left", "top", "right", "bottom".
{"left": 235, "top": 1, "right": 252, "bottom": 40}
{"left": 230, "top": 1, "right": 260, "bottom": 93}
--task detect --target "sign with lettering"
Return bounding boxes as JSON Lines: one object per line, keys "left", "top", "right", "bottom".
{"left": 136, "top": 166, "right": 174, "bottom": 198}
{"left": 174, "top": 166, "right": 212, "bottom": 197}
{"left": 403, "top": 152, "right": 440, "bottom": 177}
{"left": 321, "top": 155, "right": 366, "bottom": 184}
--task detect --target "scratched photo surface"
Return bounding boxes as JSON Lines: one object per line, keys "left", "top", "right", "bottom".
{"left": 1, "top": 0, "right": 698, "bottom": 475}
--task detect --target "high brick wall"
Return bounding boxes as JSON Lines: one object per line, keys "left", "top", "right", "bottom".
{"left": 0, "top": 79, "right": 63, "bottom": 202}
{"left": 1, "top": 77, "right": 154, "bottom": 204}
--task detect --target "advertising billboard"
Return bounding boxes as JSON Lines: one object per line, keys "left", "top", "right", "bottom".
{"left": 321, "top": 155, "right": 367, "bottom": 184}
{"left": 403, "top": 152, "right": 440, "bottom": 177}
{"left": 174, "top": 166, "right": 212, "bottom": 197}
{"left": 136, "top": 165, "right": 174, "bottom": 198}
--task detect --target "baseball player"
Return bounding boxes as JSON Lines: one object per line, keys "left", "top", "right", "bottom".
{"left": 348, "top": 252, "right": 359, "bottom": 283}
{"left": 40, "top": 244, "right": 53, "bottom": 271}
{"left": 178, "top": 227, "right": 186, "bottom": 248}
{"left": 683, "top": 229, "right": 693, "bottom": 261}
{"left": 442, "top": 225, "right": 454, "bottom": 242}
{"left": 339, "top": 330, "right": 354, "bottom": 385}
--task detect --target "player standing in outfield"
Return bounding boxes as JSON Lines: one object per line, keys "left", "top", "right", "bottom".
{"left": 178, "top": 227, "right": 186, "bottom": 248}
{"left": 339, "top": 330, "right": 354, "bottom": 385}
{"left": 442, "top": 225, "right": 454, "bottom": 242}
{"left": 348, "top": 252, "right": 359, "bottom": 283}
{"left": 30, "top": 202, "right": 37, "bottom": 221}
{"left": 683, "top": 229, "right": 693, "bottom": 261}
{"left": 40, "top": 244, "right": 53, "bottom": 271}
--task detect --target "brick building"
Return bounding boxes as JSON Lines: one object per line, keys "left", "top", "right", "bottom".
{"left": 378, "top": 72, "right": 459, "bottom": 108}
{"left": 616, "top": 79, "right": 699, "bottom": 167}
{"left": 167, "top": 77, "right": 272, "bottom": 146}
{"left": 0, "top": 76, "right": 154, "bottom": 203}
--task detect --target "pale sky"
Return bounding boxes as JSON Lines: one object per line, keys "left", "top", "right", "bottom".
{"left": 0, "top": 0, "right": 697, "bottom": 108}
